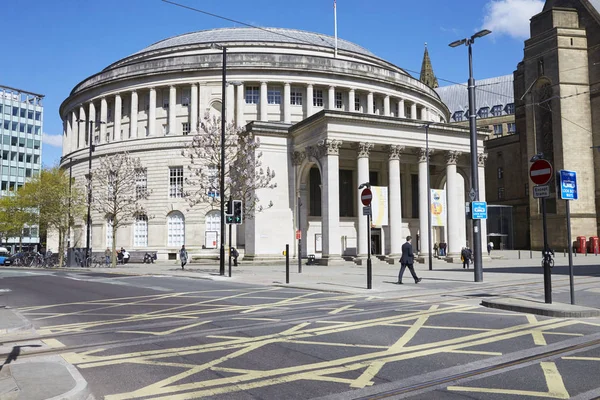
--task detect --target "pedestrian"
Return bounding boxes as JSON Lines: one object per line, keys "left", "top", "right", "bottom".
{"left": 180, "top": 245, "right": 188, "bottom": 270}
{"left": 461, "top": 247, "right": 471, "bottom": 269}
{"left": 122, "top": 249, "right": 130, "bottom": 264}
{"left": 397, "top": 236, "right": 422, "bottom": 284}
{"left": 231, "top": 247, "right": 239, "bottom": 266}
{"left": 433, "top": 242, "right": 439, "bottom": 257}
{"left": 487, "top": 241, "right": 494, "bottom": 256}
{"left": 104, "top": 247, "right": 111, "bottom": 265}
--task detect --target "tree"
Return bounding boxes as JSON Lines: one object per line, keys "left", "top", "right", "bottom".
{"left": 182, "top": 114, "right": 277, "bottom": 217}
{"left": 17, "top": 167, "right": 87, "bottom": 266}
{"left": 0, "top": 195, "right": 33, "bottom": 251}
{"left": 89, "top": 153, "right": 150, "bottom": 267}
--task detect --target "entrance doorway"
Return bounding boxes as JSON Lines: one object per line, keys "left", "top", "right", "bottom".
{"left": 371, "top": 228, "right": 381, "bottom": 255}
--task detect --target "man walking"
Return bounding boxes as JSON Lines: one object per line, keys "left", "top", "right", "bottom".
{"left": 397, "top": 236, "right": 422, "bottom": 284}
{"left": 461, "top": 247, "right": 472, "bottom": 269}
{"left": 180, "top": 245, "right": 188, "bottom": 270}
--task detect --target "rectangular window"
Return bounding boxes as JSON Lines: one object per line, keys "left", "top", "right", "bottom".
{"left": 497, "top": 167, "right": 503, "bottom": 180}
{"left": 19, "top": 123, "right": 25, "bottom": 133}
{"left": 182, "top": 88, "right": 190, "bottom": 106}
{"left": 498, "top": 187, "right": 505, "bottom": 200}
{"left": 335, "top": 92, "right": 343, "bottom": 109}
{"left": 169, "top": 166, "right": 183, "bottom": 198}
{"left": 290, "top": 88, "right": 303, "bottom": 105}
{"left": 507, "top": 122, "right": 516, "bottom": 133}
{"left": 28, "top": 110, "right": 33, "bottom": 120}
{"left": 26, "top": 125, "right": 32, "bottom": 134}
{"left": 493, "top": 124, "right": 503, "bottom": 135}
{"left": 35, "top": 111, "right": 41, "bottom": 121}
{"left": 18, "top": 153, "right": 24, "bottom": 162}
{"left": 245, "top": 86, "right": 259, "bottom": 104}
{"left": 162, "top": 124, "right": 168, "bottom": 135}
{"left": 478, "top": 107, "right": 489, "bottom": 118}
{"left": 309, "top": 167, "right": 321, "bottom": 216}
{"left": 339, "top": 169, "right": 354, "bottom": 217}
{"left": 182, "top": 122, "right": 189, "bottom": 135}
{"left": 12, "top": 107, "right": 18, "bottom": 117}
{"left": 267, "top": 89, "right": 281, "bottom": 105}
{"left": 25, "top": 169, "right": 31, "bottom": 178}
{"left": 505, "top": 103, "right": 515, "bottom": 114}
{"left": 207, "top": 166, "right": 220, "bottom": 199}
{"left": 4, "top": 106, "right": 10, "bottom": 115}
{"left": 354, "top": 95, "right": 360, "bottom": 111}
{"left": 162, "top": 91, "right": 169, "bottom": 108}
{"left": 313, "top": 90, "right": 323, "bottom": 107}
{"left": 491, "top": 105, "right": 502, "bottom": 117}
{"left": 134, "top": 215, "right": 148, "bottom": 247}
{"left": 20, "top": 109, "right": 26, "bottom": 118}
{"left": 135, "top": 168, "right": 147, "bottom": 199}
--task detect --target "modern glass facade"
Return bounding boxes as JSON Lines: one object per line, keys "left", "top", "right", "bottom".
{"left": 0, "top": 85, "right": 43, "bottom": 250}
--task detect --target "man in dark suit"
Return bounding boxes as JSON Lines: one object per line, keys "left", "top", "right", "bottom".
{"left": 398, "top": 236, "right": 422, "bottom": 284}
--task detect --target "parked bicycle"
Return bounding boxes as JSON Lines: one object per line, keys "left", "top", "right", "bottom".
{"left": 542, "top": 249, "right": 555, "bottom": 268}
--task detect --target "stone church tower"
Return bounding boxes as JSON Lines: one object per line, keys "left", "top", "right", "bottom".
{"left": 514, "top": 0, "right": 600, "bottom": 249}
{"left": 419, "top": 44, "right": 439, "bottom": 89}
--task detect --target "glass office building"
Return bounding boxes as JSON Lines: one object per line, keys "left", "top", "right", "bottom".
{"left": 0, "top": 85, "right": 43, "bottom": 251}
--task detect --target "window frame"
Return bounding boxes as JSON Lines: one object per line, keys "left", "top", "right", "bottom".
{"left": 245, "top": 86, "right": 259, "bottom": 104}
{"left": 313, "top": 90, "right": 324, "bottom": 107}
{"left": 267, "top": 89, "right": 281, "bottom": 105}
{"left": 169, "top": 166, "right": 184, "bottom": 198}
{"left": 290, "top": 88, "right": 303, "bottom": 106}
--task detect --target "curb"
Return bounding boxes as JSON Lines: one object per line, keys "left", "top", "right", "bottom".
{"left": 481, "top": 297, "right": 600, "bottom": 318}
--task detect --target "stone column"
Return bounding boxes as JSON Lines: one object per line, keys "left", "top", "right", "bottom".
{"left": 190, "top": 83, "right": 198, "bottom": 133}
{"left": 99, "top": 97, "right": 107, "bottom": 143}
{"left": 478, "top": 153, "right": 488, "bottom": 253}
{"left": 114, "top": 93, "right": 122, "bottom": 141}
{"left": 398, "top": 99, "right": 405, "bottom": 118}
{"left": 235, "top": 83, "right": 245, "bottom": 128}
{"left": 283, "top": 82, "right": 291, "bottom": 123}
{"left": 130, "top": 90, "right": 138, "bottom": 139}
{"left": 383, "top": 95, "right": 390, "bottom": 117}
{"left": 348, "top": 89, "right": 355, "bottom": 112}
{"left": 88, "top": 102, "right": 96, "bottom": 143}
{"left": 328, "top": 86, "right": 335, "bottom": 110}
{"left": 411, "top": 102, "right": 417, "bottom": 119}
{"left": 168, "top": 85, "right": 176, "bottom": 135}
{"left": 260, "top": 82, "right": 268, "bottom": 121}
{"left": 446, "top": 151, "right": 462, "bottom": 257}
{"left": 388, "top": 145, "right": 404, "bottom": 259}
{"left": 367, "top": 92, "right": 374, "bottom": 114}
{"left": 316, "top": 139, "right": 343, "bottom": 265}
{"left": 423, "top": 107, "right": 429, "bottom": 121}
{"left": 418, "top": 148, "right": 430, "bottom": 256}
{"left": 306, "top": 84, "right": 313, "bottom": 117}
{"left": 148, "top": 88, "right": 156, "bottom": 136}
{"left": 78, "top": 106, "right": 86, "bottom": 146}
{"left": 63, "top": 118, "right": 70, "bottom": 156}
{"left": 71, "top": 110, "right": 78, "bottom": 149}
{"left": 356, "top": 142, "right": 373, "bottom": 260}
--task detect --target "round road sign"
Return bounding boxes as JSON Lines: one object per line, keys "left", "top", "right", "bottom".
{"left": 529, "top": 159, "right": 553, "bottom": 185}
{"left": 361, "top": 188, "right": 372, "bottom": 206}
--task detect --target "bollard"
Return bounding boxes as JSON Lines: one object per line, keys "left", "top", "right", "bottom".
{"left": 285, "top": 244, "right": 290, "bottom": 284}
{"left": 530, "top": 250, "right": 532, "bottom": 259}
{"left": 518, "top": 250, "right": 521, "bottom": 259}
{"left": 564, "top": 249, "right": 566, "bottom": 257}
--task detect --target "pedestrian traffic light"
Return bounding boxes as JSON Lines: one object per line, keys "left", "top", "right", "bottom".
{"left": 225, "top": 199, "right": 233, "bottom": 216}
{"left": 233, "top": 200, "right": 243, "bottom": 224}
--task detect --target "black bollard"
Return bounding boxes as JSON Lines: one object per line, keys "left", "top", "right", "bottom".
{"left": 285, "top": 244, "right": 290, "bottom": 284}
{"left": 530, "top": 250, "right": 532, "bottom": 259}
{"left": 518, "top": 250, "right": 521, "bottom": 259}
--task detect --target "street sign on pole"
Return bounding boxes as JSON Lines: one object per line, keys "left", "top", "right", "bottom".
{"left": 529, "top": 159, "right": 553, "bottom": 185}
{"left": 361, "top": 188, "right": 372, "bottom": 206}
{"left": 559, "top": 170, "right": 578, "bottom": 200}
{"left": 363, "top": 206, "right": 371, "bottom": 216}
{"left": 471, "top": 201, "right": 487, "bottom": 219}
{"left": 533, "top": 185, "right": 550, "bottom": 199}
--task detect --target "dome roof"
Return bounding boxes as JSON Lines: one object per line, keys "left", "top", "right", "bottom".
{"left": 134, "top": 27, "right": 377, "bottom": 58}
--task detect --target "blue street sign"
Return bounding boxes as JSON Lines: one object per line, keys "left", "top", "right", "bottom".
{"left": 471, "top": 201, "right": 487, "bottom": 220}
{"left": 559, "top": 170, "right": 578, "bottom": 200}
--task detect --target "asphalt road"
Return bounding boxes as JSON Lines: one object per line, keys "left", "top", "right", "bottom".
{"left": 1, "top": 269, "right": 600, "bottom": 399}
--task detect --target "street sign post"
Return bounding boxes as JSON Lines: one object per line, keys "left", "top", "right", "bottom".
{"left": 361, "top": 188, "right": 372, "bottom": 206}
{"left": 471, "top": 201, "right": 487, "bottom": 220}
{"left": 533, "top": 185, "right": 550, "bottom": 199}
{"left": 559, "top": 170, "right": 578, "bottom": 305}
{"left": 529, "top": 159, "right": 553, "bottom": 185}
{"left": 360, "top": 187, "right": 373, "bottom": 290}
{"left": 362, "top": 206, "right": 371, "bottom": 216}
{"left": 530, "top": 158, "right": 553, "bottom": 304}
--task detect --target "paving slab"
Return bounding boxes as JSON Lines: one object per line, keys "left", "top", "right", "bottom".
{"left": 481, "top": 296, "right": 600, "bottom": 318}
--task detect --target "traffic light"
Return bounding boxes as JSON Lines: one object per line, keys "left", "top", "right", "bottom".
{"left": 225, "top": 200, "right": 234, "bottom": 224}
{"left": 233, "top": 200, "right": 243, "bottom": 224}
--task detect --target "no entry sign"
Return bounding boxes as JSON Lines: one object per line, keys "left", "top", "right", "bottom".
{"left": 530, "top": 160, "right": 553, "bottom": 185}
{"left": 361, "top": 188, "right": 372, "bottom": 206}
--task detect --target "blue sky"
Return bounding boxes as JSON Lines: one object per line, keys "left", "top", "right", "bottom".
{"left": 3, "top": 0, "right": 544, "bottom": 167}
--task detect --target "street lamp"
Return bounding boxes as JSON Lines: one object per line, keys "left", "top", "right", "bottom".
{"left": 420, "top": 122, "right": 435, "bottom": 271}
{"left": 211, "top": 43, "right": 227, "bottom": 276}
{"left": 449, "top": 28, "right": 491, "bottom": 283}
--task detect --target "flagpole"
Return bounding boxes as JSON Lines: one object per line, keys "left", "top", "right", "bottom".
{"left": 334, "top": 0, "right": 338, "bottom": 58}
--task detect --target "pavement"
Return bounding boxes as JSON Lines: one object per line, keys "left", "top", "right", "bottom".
{"left": 0, "top": 249, "right": 598, "bottom": 399}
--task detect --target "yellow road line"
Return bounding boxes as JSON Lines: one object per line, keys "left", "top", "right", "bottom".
{"left": 527, "top": 315, "right": 547, "bottom": 346}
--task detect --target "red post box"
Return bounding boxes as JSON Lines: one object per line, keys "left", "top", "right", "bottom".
{"left": 589, "top": 236, "right": 599, "bottom": 254}
{"left": 576, "top": 236, "right": 587, "bottom": 254}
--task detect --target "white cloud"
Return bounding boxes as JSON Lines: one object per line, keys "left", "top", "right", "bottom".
{"left": 42, "top": 133, "right": 63, "bottom": 148}
{"left": 481, "top": 0, "right": 544, "bottom": 39}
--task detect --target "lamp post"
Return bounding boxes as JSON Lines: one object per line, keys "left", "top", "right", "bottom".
{"left": 421, "top": 122, "right": 434, "bottom": 271}
{"left": 67, "top": 156, "right": 73, "bottom": 250}
{"left": 449, "top": 29, "right": 491, "bottom": 283}
{"left": 211, "top": 43, "right": 227, "bottom": 276}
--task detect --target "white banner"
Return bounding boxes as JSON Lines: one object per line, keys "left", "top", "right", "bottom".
{"left": 431, "top": 189, "right": 446, "bottom": 226}
{"left": 371, "top": 186, "right": 388, "bottom": 227}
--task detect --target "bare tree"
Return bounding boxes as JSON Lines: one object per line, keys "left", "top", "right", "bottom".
{"left": 182, "top": 114, "right": 277, "bottom": 218}
{"left": 90, "top": 153, "right": 150, "bottom": 267}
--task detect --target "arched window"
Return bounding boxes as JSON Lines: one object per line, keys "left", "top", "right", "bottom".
{"left": 204, "top": 210, "right": 220, "bottom": 249}
{"left": 167, "top": 211, "right": 185, "bottom": 247}
{"left": 133, "top": 215, "right": 148, "bottom": 247}
{"left": 106, "top": 216, "right": 114, "bottom": 248}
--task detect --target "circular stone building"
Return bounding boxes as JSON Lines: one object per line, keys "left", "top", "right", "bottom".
{"left": 60, "top": 27, "right": 486, "bottom": 263}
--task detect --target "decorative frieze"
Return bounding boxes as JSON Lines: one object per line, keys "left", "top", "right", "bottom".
{"left": 357, "top": 142, "right": 374, "bottom": 158}
{"left": 386, "top": 145, "right": 404, "bottom": 160}
{"left": 446, "top": 150, "right": 461, "bottom": 165}
{"left": 292, "top": 151, "right": 306, "bottom": 166}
